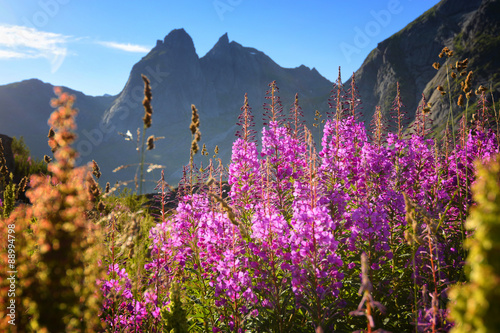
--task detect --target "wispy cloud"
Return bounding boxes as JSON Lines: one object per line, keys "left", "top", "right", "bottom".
{"left": 0, "top": 24, "right": 150, "bottom": 73}
{"left": 0, "top": 24, "right": 69, "bottom": 71}
{"left": 97, "top": 41, "right": 150, "bottom": 53}
{"left": 0, "top": 49, "right": 33, "bottom": 59}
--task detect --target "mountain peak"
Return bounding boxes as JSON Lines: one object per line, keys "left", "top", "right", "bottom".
{"left": 203, "top": 33, "right": 233, "bottom": 59}
{"left": 161, "top": 28, "right": 196, "bottom": 54}
{"left": 218, "top": 33, "right": 229, "bottom": 45}
{"left": 164, "top": 28, "right": 189, "bottom": 41}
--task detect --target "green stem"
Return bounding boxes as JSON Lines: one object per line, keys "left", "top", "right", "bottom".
{"left": 464, "top": 96, "right": 470, "bottom": 214}
{"left": 139, "top": 124, "right": 146, "bottom": 196}
{"left": 445, "top": 63, "right": 466, "bottom": 255}
{"left": 412, "top": 242, "right": 418, "bottom": 333}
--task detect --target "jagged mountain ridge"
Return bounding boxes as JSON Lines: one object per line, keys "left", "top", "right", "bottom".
{"left": 100, "top": 29, "right": 333, "bottom": 190}
{"left": 105, "top": 30, "right": 331, "bottom": 125}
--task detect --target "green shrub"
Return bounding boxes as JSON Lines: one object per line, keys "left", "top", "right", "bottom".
{"left": 11, "top": 136, "right": 48, "bottom": 179}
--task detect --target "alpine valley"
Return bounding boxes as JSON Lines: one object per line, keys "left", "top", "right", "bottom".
{"left": 0, "top": 0, "right": 498, "bottom": 191}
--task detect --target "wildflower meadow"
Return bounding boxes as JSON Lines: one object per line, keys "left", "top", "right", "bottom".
{"left": 1, "top": 47, "right": 500, "bottom": 332}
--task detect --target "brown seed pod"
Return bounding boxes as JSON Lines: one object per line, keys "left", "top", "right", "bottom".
{"left": 92, "top": 160, "right": 101, "bottom": 179}
{"left": 146, "top": 135, "right": 155, "bottom": 150}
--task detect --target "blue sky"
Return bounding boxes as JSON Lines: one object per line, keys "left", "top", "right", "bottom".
{"left": 0, "top": 0, "right": 439, "bottom": 96}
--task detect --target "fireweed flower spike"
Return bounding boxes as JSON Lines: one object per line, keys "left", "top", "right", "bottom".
{"left": 328, "top": 66, "right": 347, "bottom": 121}
{"left": 289, "top": 93, "right": 305, "bottom": 141}
{"left": 236, "top": 93, "right": 256, "bottom": 143}
{"left": 390, "top": 82, "right": 407, "bottom": 140}
{"left": 263, "top": 80, "right": 284, "bottom": 127}
{"left": 347, "top": 72, "right": 363, "bottom": 121}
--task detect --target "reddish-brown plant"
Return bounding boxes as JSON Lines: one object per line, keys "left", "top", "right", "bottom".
{"left": 0, "top": 88, "right": 105, "bottom": 332}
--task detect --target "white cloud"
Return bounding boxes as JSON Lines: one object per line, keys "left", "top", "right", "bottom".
{"left": 97, "top": 41, "right": 150, "bottom": 53}
{"left": 0, "top": 24, "right": 69, "bottom": 72}
{"left": 0, "top": 49, "right": 34, "bottom": 59}
{"left": 0, "top": 24, "right": 150, "bottom": 73}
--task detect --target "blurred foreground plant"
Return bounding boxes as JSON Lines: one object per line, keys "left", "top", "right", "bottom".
{"left": 0, "top": 87, "right": 105, "bottom": 332}
{"left": 448, "top": 154, "right": 500, "bottom": 332}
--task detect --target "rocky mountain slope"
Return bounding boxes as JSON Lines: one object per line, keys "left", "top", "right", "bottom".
{"left": 350, "top": 0, "right": 500, "bottom": 132}
{"left": 0, "top": 79, "right": 115, "bottom": 164}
